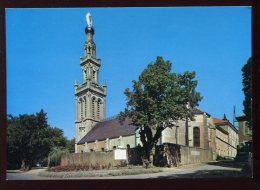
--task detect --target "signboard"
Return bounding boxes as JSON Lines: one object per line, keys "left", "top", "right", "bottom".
{"left": 114, "top": 149, "right": 127, "bottom": 160}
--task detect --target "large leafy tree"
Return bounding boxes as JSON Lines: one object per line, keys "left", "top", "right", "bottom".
{"left": 120, "top": 56, "right": 202, "bottom": 164}
{"left": 7, "top": 109, "right": 68, "bottom": 170}
{"left": 242, "top": 57, "right": 252, "bottom": 129}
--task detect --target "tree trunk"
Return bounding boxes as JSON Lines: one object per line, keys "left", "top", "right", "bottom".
{"left": 149, "top": 145, "right": 156, "bottom": 167}
{"left": 140, "top": 125, "right": 164, "bottom": 168}
{"left": 21, "top": 160, "right": 30, "bottom": 171}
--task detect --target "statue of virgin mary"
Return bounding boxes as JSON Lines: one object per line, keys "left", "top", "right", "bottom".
{"left": 86, "top": 13, "right": 92, "bottom": 28}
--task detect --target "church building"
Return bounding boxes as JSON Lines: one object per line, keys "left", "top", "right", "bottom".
{"left": 74, "top": 13, "right": 238, "bottom": 160}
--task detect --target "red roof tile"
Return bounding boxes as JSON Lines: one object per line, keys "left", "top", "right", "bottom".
{"left": 213, "top": 118, "right": 227, "bottom": 124}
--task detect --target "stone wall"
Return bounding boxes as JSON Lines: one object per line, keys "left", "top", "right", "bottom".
{"left": 61, "top": 151, "right": 122, "bottom": 166}
{"left": 64, "top": 143, "right": 213, "bottom": 167}
{"left": 154, "top": 143, "right": 212, "bottom": 167}
{"left": 179, "top": 145, "right": 213, "bottom": 165}
{"left": 128, "top": 143, "right": 213, "bottom": 167}
{"left": 154, "top": 144, "right": 181, "bottom": 167}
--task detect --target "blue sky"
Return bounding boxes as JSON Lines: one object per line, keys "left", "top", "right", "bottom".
{"left": 6, "top": 7, "right": 251, "bottom": 139}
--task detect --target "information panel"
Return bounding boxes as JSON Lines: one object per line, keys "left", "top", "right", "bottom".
{"left": 114, "top": 149, "right": 127, "bottom": 160}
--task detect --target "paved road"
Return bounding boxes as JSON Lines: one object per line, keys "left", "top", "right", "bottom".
{"left": 6, "top": 161, "right": 251, "bottom": 180}
{"left": 85, "top": 161, "right": 250, "bottom": 179}
{"left": 7, "top": 169, "right": 52, "bottom": 180}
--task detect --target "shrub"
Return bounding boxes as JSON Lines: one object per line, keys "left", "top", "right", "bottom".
{"left": 48, "top": 147, "right": 69, "bottom": 168}
{"left": 48, "top": 162, "right": 114, "bottom": 172}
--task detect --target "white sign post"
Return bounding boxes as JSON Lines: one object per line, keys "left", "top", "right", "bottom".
{"left": 114, "top": 149, "right": 127, "bottom": 160}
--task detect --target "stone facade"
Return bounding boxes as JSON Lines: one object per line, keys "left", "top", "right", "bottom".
{"left": 82, "top": 135, "right": 137, "bottom": 152}
{"left": 77, "top": 135, "right": 137, "bottom": 153}
{"left": 213, "top": 117, "right": 239, "bottom": 159}
{"left": 215, "top": 126, "right": 229, "bottom": 158}
{"left": 79, "top": 109, "right": 217, "bottom": 154}
{"left": 161, "top": 110, "right": 216, "bottom": 156}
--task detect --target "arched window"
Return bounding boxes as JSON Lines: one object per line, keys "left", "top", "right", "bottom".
{"left": 193, "top": 127, "right": 200, "bottom": 147}
{"left": 92, "top": 97, "right": 95, "bottom": 119}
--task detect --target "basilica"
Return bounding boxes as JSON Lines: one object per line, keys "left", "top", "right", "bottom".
{"left": 74, "top": 13, "right": 239, "bottom": 160}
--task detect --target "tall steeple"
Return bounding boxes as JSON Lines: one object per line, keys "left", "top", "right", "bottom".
{"left": 74, "top": 13, "right": 107, "bottom": 153}
{"left": 79, "top": 13, "right": 101, "bottom": 85}
{"left": 84, "top": 23, "right": 96, "bottom": 58}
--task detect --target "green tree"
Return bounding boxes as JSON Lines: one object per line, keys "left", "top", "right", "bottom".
{"left": 7, "top": 109, "right": 68, "bottom": 170}
{"left": 120, "top": 56, "right": 202, "bottom": 165}
{"left": 48, "top": 147, "right": 70, "bottom": 167}
{"left": 242, "top": 57, "right": 252, "bottom": 129}
{"left": 66, "top": 138, "right": 75, "bottom": 153}
{"left": 7, "top": 115, "right": 23, "bottom": 169}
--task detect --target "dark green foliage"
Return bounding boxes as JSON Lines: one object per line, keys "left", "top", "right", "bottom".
{"left": 7, "top": 109, "right": 68, "bottom": 170}
{"left": 120, "top": 56, "right": 202, "bottom": 163}
{"left": 242, "top": 57, "right": 252, "bottom": 129}
{"left": 66, "top": 138, "right": 75, "bottom": 153}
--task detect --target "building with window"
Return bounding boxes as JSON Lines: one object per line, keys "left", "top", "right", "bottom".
{"left": 74, "top": 14, "right": 237, "bottom": 160}
{"left": 213, "top": 116, "right": 239, "bottom": 159}
{"left": 76, "top": 117, "right": 138, "bottom": 153}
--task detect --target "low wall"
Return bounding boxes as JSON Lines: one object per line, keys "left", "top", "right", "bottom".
{"left": 61, "top": 151, "right": 122, "bottom": 166}
{"left": 180, "top": 145, "right": 213, "bottom": 165}
{"left": 62, "top": 143, "right": 213, "bottom": 167}
{"left": 130, "top": 143, "right": 213, "bottom": 167}
{"left": 154, "top": 144, "right": 181, "bottom": 167}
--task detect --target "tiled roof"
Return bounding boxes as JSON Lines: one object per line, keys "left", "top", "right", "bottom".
{"left": 213, "top": 118, "right": 227, "bottom": 124}
{"left": 77, "top": 117, "right": 138, "bottom": 144}
{"left": 213, "top": 117, "right": 238, "bottom": 133}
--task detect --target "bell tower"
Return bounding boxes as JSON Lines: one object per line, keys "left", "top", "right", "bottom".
{"left": 74, "top": 13, "right": 107, "bottom": 153}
